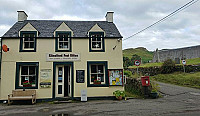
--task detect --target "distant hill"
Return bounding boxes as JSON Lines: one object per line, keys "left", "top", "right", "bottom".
{"left": 123, "top": 47, "right": 153, "bottom": 63}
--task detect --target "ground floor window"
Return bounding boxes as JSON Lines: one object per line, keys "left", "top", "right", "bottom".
{"left": 16, "top": 62, "right": 39, "bottom": 89}
{"left": 87, "top": 61, "right": 108, "bottom": 87}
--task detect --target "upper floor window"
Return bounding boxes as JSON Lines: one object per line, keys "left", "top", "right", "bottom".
{"left": 55, "top": 32, "right": 71, "bottom": 52}
{"left": 89, "top": 32, "right": 105, "bottom": 52}
{"left": 20, "top": 31, "right": 37, "bottom": 52}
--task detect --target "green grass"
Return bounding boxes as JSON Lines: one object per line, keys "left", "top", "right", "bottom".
{"left": 123, "top": 47, "right": 153, "bottom": 63}
{"left": 185, "top": 58, "right": 200, "bottom": 65}
{"left": 151, "top": 72, "right": 200, "bottom": 89}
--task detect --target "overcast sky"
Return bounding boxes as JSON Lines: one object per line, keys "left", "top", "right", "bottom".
{"left": 0, "top": 0, "right": 199, "bottom": 51}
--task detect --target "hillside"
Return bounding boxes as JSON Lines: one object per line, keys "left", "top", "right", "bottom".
{"left": 123, "top": 47, "right": 153, "bottom": 63}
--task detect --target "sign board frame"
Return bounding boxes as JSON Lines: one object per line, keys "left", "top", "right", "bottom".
{"left": 135, "top": 60, "right": 141, "bottom": 66}
{"left": 108, "top": 69, "right": 123, "bottom": 86}
{"left": 76, "top": 70, "right": 85, "bottom": 83}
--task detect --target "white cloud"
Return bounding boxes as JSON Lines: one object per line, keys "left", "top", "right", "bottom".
{"left": 0, "top": 25, "right": 11, "bottom": 36}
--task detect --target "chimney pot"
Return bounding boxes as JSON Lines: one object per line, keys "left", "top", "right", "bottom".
{"left": 105, "top": 11, "right": 114, "bottom": 23}
{"left": 17, "top": 11, "right": 28, "bottom": 22}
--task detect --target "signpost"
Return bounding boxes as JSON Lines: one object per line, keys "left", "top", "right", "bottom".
{"left": 135, "top": 60, "right": 141, "bottom": 74}
{"left": 182, "top": 60, "right": 186, "bottom": 73}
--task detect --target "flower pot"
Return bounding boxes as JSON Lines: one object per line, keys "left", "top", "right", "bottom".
{"left": 117, "top": 96, "right": 122, "bottom": 100}
{"left": 23, "top": 85, "right": 32, "bottom": 87}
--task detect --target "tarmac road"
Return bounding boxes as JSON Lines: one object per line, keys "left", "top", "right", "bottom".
{"left": 0, "top": 82, "right": 200, "bottom": 116}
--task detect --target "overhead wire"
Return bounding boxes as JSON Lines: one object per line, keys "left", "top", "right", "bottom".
{"left": 123, "top": 0, "right": 199, "bottom": 41}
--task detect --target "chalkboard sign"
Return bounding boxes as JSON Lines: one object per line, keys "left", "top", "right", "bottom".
{"left": 76, "top": 70, "right": 85, "bottom": 83}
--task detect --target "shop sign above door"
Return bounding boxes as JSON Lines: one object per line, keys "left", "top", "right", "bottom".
{"left": 46, "top": 53, "right": 80, "bottom": 61}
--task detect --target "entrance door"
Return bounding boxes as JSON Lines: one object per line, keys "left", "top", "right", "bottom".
{"left": 56, "top": 65, "right": 70, "bottom": 97}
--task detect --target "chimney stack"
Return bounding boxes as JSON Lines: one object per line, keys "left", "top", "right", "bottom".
{"left": 17, "top": 11, "right": 28, "bottom": 22}
{"left": 105, "top": 11, "right": 114, "bottom": 23}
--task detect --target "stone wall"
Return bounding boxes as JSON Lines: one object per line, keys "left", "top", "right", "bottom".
{"left": 153, "top": 45, "right": 200, "bottom": 63}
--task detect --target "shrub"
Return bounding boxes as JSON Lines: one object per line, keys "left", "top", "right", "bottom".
{"left": 124, "top": 70, "right": 132, "bottom": 77}
{"left": 161, "top": 59, "right": 175, "bottom": 74}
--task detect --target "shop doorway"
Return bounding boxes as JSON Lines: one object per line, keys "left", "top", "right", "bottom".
{"left": 55, "top": 65, "right": 70, "bottom": 97}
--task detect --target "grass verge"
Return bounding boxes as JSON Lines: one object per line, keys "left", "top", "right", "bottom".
{"left": 151, "top": 72, "right": 200, "bottom": 89}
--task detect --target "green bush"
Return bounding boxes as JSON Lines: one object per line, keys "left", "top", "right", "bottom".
{"left": 161, "top": 59, "right": 175, "bottom": 74}
{"left": 124, "top": 70, "right": 132, "bottom": 77}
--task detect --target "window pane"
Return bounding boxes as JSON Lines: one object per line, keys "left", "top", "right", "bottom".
{"left": 21, "top": 76, "right": 26, "bottom": 85}
{"left": 96, "top": 42, "right": 101, "bottom": 48}
{"left": 29, "top": 66, "right": 36, "bottom": 75}
{"left": 24, "top": 37, "right": 29, "bottom": 41}
{"left": 59, "top": 36, "right": 63, "bottom": 41}
{"left": 59, "top": 42, "right": 63, "bottom": 48}
{"left": 30, "top": 37, "right": 34, "bottom": 41}
{"left": 30, "top": 42, "right": 34, "bottom": 48}
{"left": 92, "top": 35, "right": 96, "bottom": 41}
{"left": 91, "top": 74, "right": 97, "bottom": 82}
{"left": 64, "top": 35, "right": 69, "bottom": 41}
{"left": 91, "top": 65, "right": 97, "bottom": 73}
{"left": 21, "top": 66, "right": 28, "bottom": 75}
{"left": 97, "top": 74, "right": 104, "bottom": 82}
{"left": 97, "top": 35, "right": 101, "bottom": 41}
{"left": 24, "top": 34, "right": 29, "bottom": 38}
{"left": 24, "top": 42, "right": 29, "bottom": 48}
{"left": 30, "top": 34, "right": 34, "bottom": 38}
{"left": 63, "top": 42, "right": 68, "bottom": 48}
{"left": 92, "top": 42, "right": 98, "bottom": 48}
{"left": 98, "top": 65, "right": 103, "bottom": 73}
{"left": 29, "top": 76, "right": 36, "bottom": 86}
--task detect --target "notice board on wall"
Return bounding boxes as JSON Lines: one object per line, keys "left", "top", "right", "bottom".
{"left": 76, "top": 70, "right": 85, "bottom": 83}
{"left": 108, "top": 69, "right": 123, "bottom": 86}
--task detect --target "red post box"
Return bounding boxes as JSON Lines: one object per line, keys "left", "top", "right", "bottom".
{"left": 141, "top": 76, "right": 150, "bottom": 86}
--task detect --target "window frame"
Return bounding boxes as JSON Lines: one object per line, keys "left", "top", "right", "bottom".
{"left": 20, "top": 31, "right": 37, "bottom": 52}
{"left": 55, "top": 31, "right": 72, "bottom": 52}
{"left": 15, "top": 62, "right": 39, "bottom": 89}
{"left": 89, "top": 32, "right": 105, "bottom": 52}
{"left": 87, "top": 61, "right": 108, "bottom": 87}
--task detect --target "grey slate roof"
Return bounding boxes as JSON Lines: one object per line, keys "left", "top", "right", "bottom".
{"left": 2, "top": 20, "right": 122, "bottom": 38}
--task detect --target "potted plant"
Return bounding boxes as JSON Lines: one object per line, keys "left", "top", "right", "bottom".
{"left": 93, "top": 80, "right": 101, "bottom": 84}
{"left": 23, "top": 81, "right": 32, "bottom": 87}
{"left": 113, "top": 90, "right": 125, "bottom": 100}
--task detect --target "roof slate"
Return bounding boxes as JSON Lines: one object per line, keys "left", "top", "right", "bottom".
{"left": 2, "top": 20, "right": 122, "bottom": 38}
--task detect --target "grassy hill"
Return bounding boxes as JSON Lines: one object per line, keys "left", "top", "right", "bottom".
{"left": 123, "top": 47, "right": 153, "bottom": 63}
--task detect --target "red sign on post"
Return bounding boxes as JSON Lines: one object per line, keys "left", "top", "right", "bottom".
{"left": 134, "top": 60, "right": 140, "bottom": 66}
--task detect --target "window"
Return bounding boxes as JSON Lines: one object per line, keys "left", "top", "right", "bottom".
{"left": 20, "top": 31, "right": 37, "bottom": 52}
{"left": 16, "top": 62, "right": 39, "bottom": 89}
{"left": 89, "top": 32, "right": 105, "bottom": 52}
{"left": 87, "top": 61, "right": 108, "bottom": 87}
{"left": 55, "top": 32, "right": 71, "bottom": 52}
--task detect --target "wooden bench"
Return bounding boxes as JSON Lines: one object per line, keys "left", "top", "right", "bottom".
{"left": 8, "top": 90, "right": 36, "bottom": 105}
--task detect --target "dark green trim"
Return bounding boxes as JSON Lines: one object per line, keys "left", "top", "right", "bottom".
{"left": 55, "top": 31, "right": 72, "bottom": 52}
{"left": 19, "top": 31, "right": 37, "bottom": 52}
{"left": 15, "top": 62, "right": 39, "bottom": 89}
{"left": 53, "top": 62, "right": 74, "bottom": 99}
{"left": 87, "top": 61, "right": 108, "bottom": 87}
{"left": 89, "top": 32, "right": 105, "bottom": 52}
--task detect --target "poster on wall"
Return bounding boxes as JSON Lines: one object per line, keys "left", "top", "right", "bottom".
{"left": 76, "top": 70, "right": 85, "bottom": 83}
{"left": 108, "top": 69, "right": 123, "bottom": 86}
{"left": 40, "top": 69, "right": 52, "bottom": 88}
